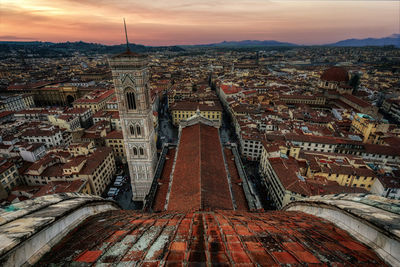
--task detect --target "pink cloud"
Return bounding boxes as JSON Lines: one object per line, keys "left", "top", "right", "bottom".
{"left": 1, "top": 0, "right": 398, "bottom": 45}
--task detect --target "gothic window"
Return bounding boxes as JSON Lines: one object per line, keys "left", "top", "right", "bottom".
{"left": 139, "top": 147, "right": 144, "bottom": 156}
{"left": 126, "top": 91, "right": 137, "bottom": 110}
{"left": 136, "top": 125, "right": 141, "bottom": 136}
{"left": 130, "top": 125, "right": 135, "bottom": 135}
{"left": 133, "top": 147, "right": 138, "bottom": 156}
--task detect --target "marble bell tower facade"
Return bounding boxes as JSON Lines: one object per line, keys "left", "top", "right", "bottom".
{"left": 108, "top": 51, "right": 157, "bottom": 201}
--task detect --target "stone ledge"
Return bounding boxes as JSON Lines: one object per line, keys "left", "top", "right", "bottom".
{"left": 0, "top": 193, "right": 120, "bottom": 266}
{"left": 284, "top": 194, "right": 400, "bottom": 266}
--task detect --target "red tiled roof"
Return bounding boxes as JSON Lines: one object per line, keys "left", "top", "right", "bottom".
{"left": 377, "top": 176, "right": 400, "bottom": 189}
{"left": 74, "top": 89, "right": 114, "bottom": 104}
{"left": 33, "top": 180, "right": 87, "bottom": 197}
{"left": 364, "top": 143, "right": 400, "bottom": 157}
{"left": 21, "top": 128, "right": 61, "bottom": 137}
{"left": 105, "top": 130, "right": 123, "bottom": 139}
{"left": 0, "top": 111, "right": 14, "bottom": 118}
{"left": 321, "top": 67, "right": 349, "bottom": 82}
{"left": 220, "top": 84, "right": 241, "bottom": 94}
{"left": 342, "top": 94, "right": 371, "bottom": 108}
{"left": 152, "top": 148, "right": 176, "bottom": 212}
{"left": 79, "top": 147, "right": 113, "bottom": 175}
{"left": 0, "top": 160, "right": 14, "bottom": 174}
{"left": 168, "top": 123, "right": 233, "bottom": 211}
{"left": 170, "top": 101, "right": 223, "bottom": 112}
{"left": 37, "top": 210, "right": 386, "bottom": 266}
{"left": 285, "top": 133, "right": 344, "bottom": 145}
{"left": 224, "top": 148, "right": 249, "bottom": 210}
{"left": 93, "top": 110, "right": 119, "bottom": 119}
{"left": 64, "top": 107, "right": 91, "bottom": 115}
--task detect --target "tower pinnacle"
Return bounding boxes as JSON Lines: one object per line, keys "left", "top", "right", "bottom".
{"left": 123, "top": 18, "right": 130, "bottom": 52}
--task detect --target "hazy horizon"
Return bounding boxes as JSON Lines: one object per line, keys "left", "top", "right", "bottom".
{"left": 1, "top": 0, "right": 399, "bottom": 46}
{"left": 1, "top": 32, "right": 399, "bottom": 47}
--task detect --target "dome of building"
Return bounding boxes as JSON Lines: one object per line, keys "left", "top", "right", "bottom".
{"left": 0, "top": 193, "right": 399, "bottom": 266}
{"left": 321, "top": 67, "right": 349, "bottom": 82}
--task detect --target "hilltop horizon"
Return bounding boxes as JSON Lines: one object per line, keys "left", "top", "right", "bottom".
{"left": 2, "top": 33, "right": 399, "bottom": 48}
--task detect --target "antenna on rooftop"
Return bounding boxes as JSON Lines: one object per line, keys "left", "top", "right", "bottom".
{"left": 123, "top": 18, "right": 130, "bottom": 52}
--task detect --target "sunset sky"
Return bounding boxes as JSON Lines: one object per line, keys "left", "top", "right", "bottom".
{"left": 1, "top": 0, "right": 399, "bottom": 46}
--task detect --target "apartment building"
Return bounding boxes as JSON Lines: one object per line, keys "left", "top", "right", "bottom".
{"left": 350, "top": 113, "right": 389, "bottom": 143}
{"left": 73, "top": 89, "right": 115, "bottom": 113}
{"left": 20, "top": 127, "right": 64, "bottom": 148}
{"left": 0, "top": 159, "right": 20, "bottom": 194}
{"left": 23, "top": 147, "right": 115, "bottom": 196}
{"left": 105, "top": 130, "right": 126, "bottom": 163}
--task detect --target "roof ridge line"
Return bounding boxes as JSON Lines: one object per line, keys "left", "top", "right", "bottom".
{"left": 164, "top": 129, "right": 182, "bottom": 211}
{"left": 199, "top": 124, "right": 202, "bottom": 210}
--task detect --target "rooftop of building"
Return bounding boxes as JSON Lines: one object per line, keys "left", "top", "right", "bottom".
{"left": 32, "top": 180, "right": 88, "bottom": 198}
{"left": 93, "top": 110, "right": 120, "bottom": 119}
{"left": 0, "top": 193, "right": 398, "bottom": 266}
{"left": 320, "top": 67, "right": 350, "bottom": 82}
{"left": 105, "top": 130, "right": 123, "bottom": 139}
{"left": 73, "top": 89, "right": 114, "bottom": 104}
{"left": 170, "top": 101, "right": 223, "bottom": 112}
{"left": 167, "top": 123, "right": 233, "bottom": 211}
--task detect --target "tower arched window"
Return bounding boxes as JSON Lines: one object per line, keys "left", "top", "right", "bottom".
{"left": 126, "top": 91, "right": 137, "bottom": 110}
{"left": 133, "top": 147, "right": 138, "bottom": 156}
{"left": 136, "top": 125, "right": 141, "bottom": 136}
{"left": 130, "top": 125, "right": 135, "bottom": 135}
{"left": 139, "top": 147, "right": 144, "bottom": 156}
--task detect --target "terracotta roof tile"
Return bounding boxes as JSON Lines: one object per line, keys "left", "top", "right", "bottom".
{"left": 224, "top": 148, "right": 249, "bottom": 210}
{"left": 167, "top": 123, "right": 233, "bottom": 211}
{"left": 152, "top": 148, "right": 176, "bottom": 212}
{"left": 321, "top": 67, "right": 349, "bottom": 82}
{"left": 37, "top": 210, "right": 386, "bottom": 266}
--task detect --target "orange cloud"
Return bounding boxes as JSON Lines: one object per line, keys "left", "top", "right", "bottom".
{"left": 0, "top": 0, "right": 398, "bottom": 45}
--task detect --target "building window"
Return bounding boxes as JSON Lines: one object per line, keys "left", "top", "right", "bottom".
{"left": 133, "top": 147, "right": 138, "bottom": 156}
{"left": 139, "top": 147, "right": 144, "bottom": 156}
{"left": 130, "top": 125, "right": 135, "bottom": 135}
{"left": 126, "top": 92, "right": 137, "bottom": 110}
{"left": 136, "top": 125, "right": 141, "bottom": 136}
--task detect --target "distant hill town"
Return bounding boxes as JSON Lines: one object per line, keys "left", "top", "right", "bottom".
{"left": 0, "top": 33, "right": 398, "bottom": 57}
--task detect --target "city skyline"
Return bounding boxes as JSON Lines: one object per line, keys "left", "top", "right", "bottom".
{"left": 1, "top": 0, "right": 399, "bottom": 46}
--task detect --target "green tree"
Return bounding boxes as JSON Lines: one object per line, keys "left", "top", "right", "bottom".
{"left": 349, "top": 73, "right": 361, "bottom": 91}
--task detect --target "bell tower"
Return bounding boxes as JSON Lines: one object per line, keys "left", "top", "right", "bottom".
{"left": 108, "top": 21, "right": 157, "bottom": 201}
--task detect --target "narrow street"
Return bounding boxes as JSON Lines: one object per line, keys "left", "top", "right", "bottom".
{"left": 157, "top": 94, "right": 179, "bottom": 148}
{"left": 219, "top": 101, "right": 274, "bottom": 210}
{"left": 102, "top": 163, "right": 142, "bottom": 210}
{"left": 219, "top": 110, "right": 237, "bottom": 145}
{"left": 241, "top": 159, "right": 276, "bottom": 210}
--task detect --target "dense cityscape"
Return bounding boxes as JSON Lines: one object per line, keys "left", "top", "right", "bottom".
{"left": 0, "top": 44, "right": 399, "bottom": 207}
{"left": 0, "top": 33, "right": 400, "bottom": 266}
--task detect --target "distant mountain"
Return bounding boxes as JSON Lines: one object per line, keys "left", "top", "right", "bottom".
{"left": 0, "top": 41, "right": 185, "bottom": 57}
{"left": 327, "top": 34, "right": 400, "bottom": 47}
{"left": 198, "top": 40, "right": 298, "bottom": 47}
